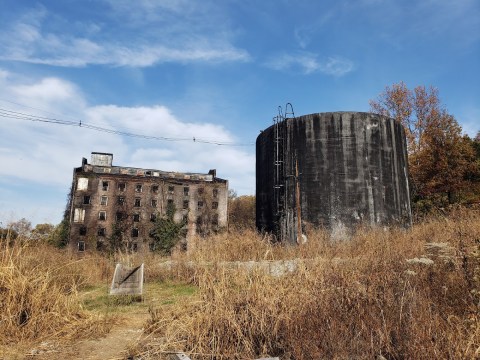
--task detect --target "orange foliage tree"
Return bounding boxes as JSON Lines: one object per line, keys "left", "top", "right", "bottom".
{"left": 370, "top": 82, "right": 479, "bottom": 210}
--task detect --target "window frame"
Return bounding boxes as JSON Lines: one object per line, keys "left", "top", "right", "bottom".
{"left": 98, "top": 211, "right": 107, "bottom": 221}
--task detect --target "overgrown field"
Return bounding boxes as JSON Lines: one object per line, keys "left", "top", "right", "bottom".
{"left": 1, "top": 210, "right": 479, "bottom": 359}
{"left": 0, "top": 241, "right": 113, "bottom": 358}
{"left": 135, "top": 209, "right": 480, "bottom": 359}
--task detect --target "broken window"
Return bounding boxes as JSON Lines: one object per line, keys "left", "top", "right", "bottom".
{"left": 116, "top": 212, "right": 126, "bottom": 221}
{"left": 134, "top": 198, "right": 141, "bottom": 207}
{"left": 96, "top": 241, "right": 104, "bottom": 251}
{"left": 152, "top": 185, "right": 159, "bottom": 193}
{"left": 83, "top": 195, "right": 91, "bottom": 205}
{"left": 150, "top": 213, "right": 157, "bottom": 222}
{"left": 197, "top": 201, "right": 204, "bottom": 209}
{"left": 79, "top": 226, "right": 87, "bottom": 236}
{"left": 131, "top": 228, "right": 139, "bottom": 237}
{"left": 77, "top": 178, "right": 88, "bottom": 191}
{"left": 135, "top": 184, "right": 143, "bottom": 193}
{"left": 117, "top": 196, "right": 125, "bottom": 205}
{"left": 100, "top": 196, "right": 108, "bottom": 205}
{"left": 151, "top": 199, "right": 157, "bottom": 207}
{"left": 212, "top": 201, "right": 218, "bottom": 209}
{"left": 213, "top": 188, "right": 218, "bottom": 198}
{"left": 168, "top": 185, "right": 175, "bottom": 194}
{"left": 97, "top": 228, "right": 106, "bottom": 237}
{"left": 118, "top": 183, "right": 126, "bottom": 191}
{"left": 183, "top": 200, "right": 189, "bottom": 209}
{"left": 102, "top": 181, "right": 109, "bottom": 191}
{"left": 132, "top": 243, "right": 138, "bottom": 251}
{"left": 73, "top": 208, "right": 85, "bottom": 223}
{"left": 183, "top": 186, "right": 189, "bottom": 196}
{"left": 133, "top": 214, "right": 140, "bottom": 222}
{"left": 78, "top": 241, "right": 85, "bottom": 252}
{"left": 99, "top": 211, "right": 107, "bottom": 221}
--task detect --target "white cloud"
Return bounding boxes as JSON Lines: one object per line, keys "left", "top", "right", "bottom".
{"left": 0, "top": 69, "right": 255, "bottom": 224}
{"left": 0, "top": 4, "right": 250, "bottom": 67}
{"left": 266, "top": 52, "right": 354, "bottom": 76}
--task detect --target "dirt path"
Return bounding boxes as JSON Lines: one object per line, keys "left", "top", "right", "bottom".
{"left": 73, "top": 311, "right": 149, "bottom": 360}
{"left": 28, "top": 310, "right": 149, "bottom": 360}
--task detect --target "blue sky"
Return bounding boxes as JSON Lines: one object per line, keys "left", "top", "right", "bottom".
{"left": 0, "top": 0, "right": 479, "bottom": 226}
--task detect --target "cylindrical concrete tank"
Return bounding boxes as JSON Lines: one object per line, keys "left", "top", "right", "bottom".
{"left": 256, "top": 112, "right": 411, "bottom": 241}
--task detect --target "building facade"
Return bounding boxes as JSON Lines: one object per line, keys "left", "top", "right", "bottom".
{"left": 68, "top": 152, "right": 228, "bottom": 252}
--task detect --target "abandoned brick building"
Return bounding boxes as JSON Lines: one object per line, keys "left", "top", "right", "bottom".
{"left": 68, "top": 152, "right": 228, "bottom": 252}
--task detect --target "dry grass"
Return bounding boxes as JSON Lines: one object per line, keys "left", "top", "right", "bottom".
{"left": 136, "top": 209, "right": 480, "bottom": 359}
{"left": 0, "top": 241, "right": 111, "bottom": 357}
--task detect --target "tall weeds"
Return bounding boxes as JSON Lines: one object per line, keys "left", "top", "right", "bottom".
{"left": 0, "top": 241, "right": 110, "bottom": 354}
{"left": 139, "top": 209, "right": 480, "bottom": 359}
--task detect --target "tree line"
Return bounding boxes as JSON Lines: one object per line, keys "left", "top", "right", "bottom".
{"left": 370, "top": 82, "right": 480, "bottom": 214}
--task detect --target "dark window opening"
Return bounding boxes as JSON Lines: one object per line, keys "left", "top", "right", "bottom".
{"left": 133, "top": 214, "right": 140, "bottom": 222}
{"left": 168, "top": 199, "right": 174, "bottom": 205}
{"left": 102, "top": 181, "right": 109, "bottom": 191}
{"left": 151, "top": 199, "right": 157, "bottom": 207}
{"left": 117, "top": 196, "right": 125, "bottom": 205}
{"left": 168, "top": 185, "right": 175, "bottom": 194}
{"left": 99, "top": 211, "right": 106, "bottom": 221}
{"left": 135, "top": 184, "right": 143, "bottom": 192}
{"left": 78, "top": 241, "right": 85, "bottom": 252}
{"left": 212, "top": 201, "right": 218, "bottom": 209}
{"left": 196, "top": 216, "right": 202, "bottom": 225}
{"left": 213, "top": 189, "right": 218, "bottom": 198}
{"left": 79, "top": 226, "right": 87, "bottom": 236}
{"left": 132, "top": 243, "right": 138, "bottom": 252}
{"left": 198, "top": 188, "right": 204, "bottom": 195}
{"left": 152, "top": 185, "right": 159, "bottom": 193}
{"left": 212, "top": 214, "right": 219, "bottom": 226}
{"left": 150, "top": 213, "right": 157, "bottom": 222}
{"left": 116, "top": 212, "right": 126, "bottom": 221}
{"left": 132, "top": 228, "right": 139, "bottom": 237}
{"left": 118, "top": 183, "right": 126, "bottom": 191}
{"left": 96, "top": 241, "right": 104, "bottom": 251}
{"left": 83, "top": 195, "right": 91, "bottom": 205}
{"left": 134, "top": 198, "right": 141, "bottom": 207}
{"left": 183, "top": 200, "right": 189, "bottom": 209}
{"left": 197, "top": 201, "right": 203, "bottom": 209}
{"left": 183, "top": 186, "right": 189, "bottom": 196}
{"left": 97, "top": 228, "right": 106, "bottom": 237}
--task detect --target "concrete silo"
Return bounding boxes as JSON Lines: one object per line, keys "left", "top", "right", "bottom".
{"left": 256, "top": 111, "right": 412, "bottom": 242}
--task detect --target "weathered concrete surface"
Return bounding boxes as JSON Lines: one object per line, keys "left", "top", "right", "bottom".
{"left": 256, "top": 112, "right": 411, "bottom": 241}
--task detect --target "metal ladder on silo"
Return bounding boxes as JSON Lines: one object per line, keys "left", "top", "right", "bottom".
{"left": 273, "top": 103, "right": 295, "bottom": 242}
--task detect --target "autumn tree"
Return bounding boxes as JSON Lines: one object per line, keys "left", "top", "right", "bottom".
{"left": 228, "top": 190, "right": 255, "bottom": 230}
{"left": 370, "top": 82, "right": 479, "bottom": 210}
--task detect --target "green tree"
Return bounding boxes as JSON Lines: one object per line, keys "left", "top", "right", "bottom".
{"left": 31, "top": 223, "right": 55, "bottom": 242}
{"left": 149, "top": 203, "right": 186, "bottom": 255}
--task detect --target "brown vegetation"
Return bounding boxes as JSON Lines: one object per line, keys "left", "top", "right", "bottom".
{"left": 370, "top": 82, "right": 480, "bottom": 211}
{"left": 0, "top": 240, "right": 111, "bottom": 357}
{"left": 136, "top": 209, "right": 480, "bottom": 359}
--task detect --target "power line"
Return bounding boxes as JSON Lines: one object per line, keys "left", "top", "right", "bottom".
{"left": 0, "top": 107, "right": 254, "bottom": 146}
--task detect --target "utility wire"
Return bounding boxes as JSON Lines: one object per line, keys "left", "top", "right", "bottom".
{"left": 0, "top": 107, "right": 254, "bottom": 146}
